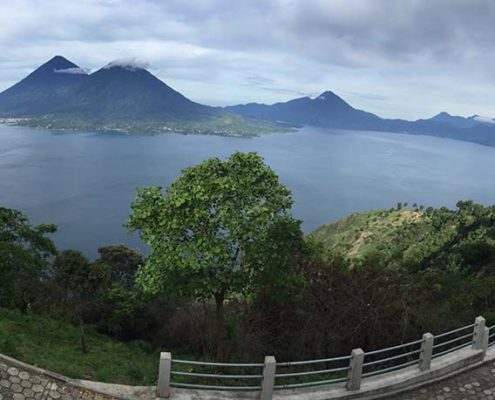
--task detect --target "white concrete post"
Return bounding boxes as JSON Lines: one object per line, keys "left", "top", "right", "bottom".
{"left": 346, "top": 348, "right": 364, "bottom": 391}
{"left": 482, "top": 326, "right": 489, "bottom": 356}
{"left": 261, "top": 356, "right": 276, "bottom": 400}
{"left": 419, "top": 333, "right": 434, "bottom": 371}
{"left": 473, "top": 316, "right": 486, "bottom": 350}
{"left": 157, "top": 352, "right": 171, "bottom": 398}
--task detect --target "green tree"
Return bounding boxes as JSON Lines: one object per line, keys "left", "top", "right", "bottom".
{"left": 127, "top": 152, "right": 304, "bottom": 360}
{"left": 52, "top": 250, "right": 111, "bottom": 353}
{"left": 96, "top": 244, "right": 142, "bottom": 288}
{"left": 0, "top": 207, "right": 57, "bottom": 310}
{"left": 93, "top": 245, "right": 143, "bottom": 337}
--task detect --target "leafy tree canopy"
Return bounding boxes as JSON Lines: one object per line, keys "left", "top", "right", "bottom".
{"left": 127, "top": 151, "right": 304, "bottom": 301}
{"left": 0, "top": 207, "right": 57, "bottom": 309}
{"left": 52, "top": 249, "right": 112, "bottom": 353}
{"left": 127, "top": 151, "right": 305, "bottom": 359}
{"left": 96, "top": 244, "right": 143, "bottom": 288}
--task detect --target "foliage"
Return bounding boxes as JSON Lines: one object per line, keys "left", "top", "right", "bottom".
{"left": 0, "top": 307, "right": 158, "bottom": 385}
{"left": 96, "top": 244, "right": 142, "bottom": 288}
{"left": 310, "top": 201, "right": 495, "bottom": 330}
{"left": 0, "top": 207, "right": 57, "bottom": 310}
{"left": 52, "top": 250, "right": 111, "bottom": 353}
{"left": 127, "top": 151, "right": 305, "bottom": 359}
{"left": 4, "top": 177, "right": 495, "bottom": 373}
{"left": 308, "top": 208, "right": 422, "bottom": 261}
{"left": 91, "top": 245, "right": 144, "bottom": 337}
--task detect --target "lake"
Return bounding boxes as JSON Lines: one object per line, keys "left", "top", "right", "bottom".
{"left": 1, "top": 124, "right": 495, "bottom": 259}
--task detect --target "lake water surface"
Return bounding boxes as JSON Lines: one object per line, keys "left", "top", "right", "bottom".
{"left": 1, "top": 124, "right": 495, "bottom": 258}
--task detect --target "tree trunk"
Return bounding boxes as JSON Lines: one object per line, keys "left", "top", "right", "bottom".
{"left": 214, "top": 293, "right": 226, "bottom": 362}
{"left": 79, "top": 317, "right": 87, "bottom": 354}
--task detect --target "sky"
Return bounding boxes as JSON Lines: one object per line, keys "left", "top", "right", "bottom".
{"left": 0, "top": 0, "right": 494, "bottom": 120}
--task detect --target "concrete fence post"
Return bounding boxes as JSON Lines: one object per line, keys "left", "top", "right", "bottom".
{"left": 157, "top": 352, "right": 171, "bottom": 398}
{"left": 419, "top": 333, "right": 434, "bottom": 371}
{"left": 473, "top": 316, "right": 486, "bottom": 350}
{"left": 261, "top": 356, "right": 276, "bottom": 400}
{"left": 346, "top": 348, "right": 364, "bottom": 391}
{"left": 482, "top": 326, "right": 489, "bottom": 356}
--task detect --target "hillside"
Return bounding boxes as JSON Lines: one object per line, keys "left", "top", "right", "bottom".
{"left": 0, "top": 307, "right": 158, "bottom": 385}
{"left": 309, "top": 209, "right": 423, "bottom": 259}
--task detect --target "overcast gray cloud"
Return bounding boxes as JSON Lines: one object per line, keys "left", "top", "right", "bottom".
{"left": 0, "top": 0, "right": 494, "bottom": 119}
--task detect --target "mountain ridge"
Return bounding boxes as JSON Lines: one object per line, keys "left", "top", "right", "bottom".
{"left": 226, "top": 91, "right": 495, "bottom": 147}
{"left": 0, "top": 56, "right": 214, "bottom": 121}
{"left": 1, "top": 55, "right": 495, "bottom": 145}
{"left": 0, "top": 56, "right": 285, "bottom": 137}
{"left": 0, "top": 56, "right": 89, "bottom": 116}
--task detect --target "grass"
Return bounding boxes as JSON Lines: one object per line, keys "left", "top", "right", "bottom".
{"left": 0, "top": 307, "right": 263, "bottom": 388}
{"left": 0, "top": 307, "right": 159, "bottom": 385}
{"left": 0, "top": 307, "right": 325, "bottom": 389}
{"left": 0, "top": 307, "right": 395, "bottom": 389}
{"left": 309, "top": 209, "right": 422, "bottom": 259}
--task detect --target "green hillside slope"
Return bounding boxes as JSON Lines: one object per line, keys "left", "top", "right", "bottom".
{"left": 0, "top": 307, "right": 158, "bottom": 385}
{"left": 309, "top": 209, "right": 423, "bottom": 259}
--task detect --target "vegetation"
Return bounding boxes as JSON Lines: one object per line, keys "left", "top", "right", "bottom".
{"left": 9, "top": 114, "right": 293, "bottom": 137}
{"left": 127, "top": 152, "right": 305, "bottom": 361}
{"left": 0, "top": 207, "right": 57, "bottom": 310}
{"left": 52, "top": 250, "right": 110, "bottom": 353}
{"left": 309, "top": 208, "right": 422, "bottom": 261}
{"left": 0, "top": 307, "right": 157, "bottom": 385}
{"left": 1, "top": 152, "right": 495, "bottom": 384}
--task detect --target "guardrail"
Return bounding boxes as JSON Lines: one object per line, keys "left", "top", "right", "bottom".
{"left": 156, "top": 316, "right": 491, "bottom": 399}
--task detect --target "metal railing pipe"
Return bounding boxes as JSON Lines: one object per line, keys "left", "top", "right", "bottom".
{"left": 161, "top": 317, "right": 487, "bottom": 395}
{"left": 433, "top": 323, "right": 475, "bottom": 339}
{"left": 172, "top": 359, "right": 263, "bottom": 367}
{"left": 364, "top": 338, "right": 424, "bottom": 356}
{"left": 432, "top": 332, "right": 473, "bottom": 349}
{"left": 275, "top": 366, "right": 349, "bottom": 378}
{"left": 363, "top": 348, "right": 422, "bottom": 367}
{"left": 170, "top": 371, "right": 263, "bottom": 379}
{"left": 276, "top": 355, "right": 351, "bottom": 367}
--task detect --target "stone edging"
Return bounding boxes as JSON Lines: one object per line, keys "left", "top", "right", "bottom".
{"left": 0, "top": 352, "right": 120, "bottom": 399}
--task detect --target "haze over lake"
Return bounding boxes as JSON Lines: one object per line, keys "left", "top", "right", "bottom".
{"left": 1, "top": 124, "right": 494, "bottom": 258}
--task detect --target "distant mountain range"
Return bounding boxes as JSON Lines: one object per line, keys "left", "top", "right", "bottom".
{"left": 427, "top": 111, "right": 495, "bottom": 128}
{"left": 226, "top": 91, "right": 382, "bottom": 129}
{"left": 227, "top": 92, "right": 495, "bottom": 146}
{"left": 0, "top": 55, "right": 494, "bottom": 146}
{"left": 0, "top": 56, "right": 284, "bottom": 136}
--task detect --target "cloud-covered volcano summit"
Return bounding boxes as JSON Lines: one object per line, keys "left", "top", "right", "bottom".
{"left": 0, "top": 56, "right": 215, "bottom": 122}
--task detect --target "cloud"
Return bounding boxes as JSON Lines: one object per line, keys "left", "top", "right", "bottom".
{"left": 54, "top": 67, "right": 89, "bottom": 75}
{"left": 103, "top": 58, "right": 150, "bottom": 71}
{"left": 1, "top": 0, "right": 495, "bottom": 119}
{"left": 473, "top": 115, "right": 495, "bottom": 124}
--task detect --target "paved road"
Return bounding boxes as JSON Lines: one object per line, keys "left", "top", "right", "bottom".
{"left": 388, "top": 360, "right": 495, "bottom": 400}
